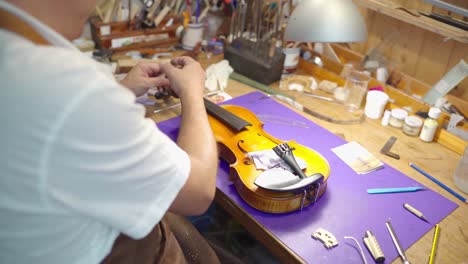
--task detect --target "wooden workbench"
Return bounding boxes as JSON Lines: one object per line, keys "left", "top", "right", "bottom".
{"left": 145, "top": 54, "right": 468, "bottom": 263}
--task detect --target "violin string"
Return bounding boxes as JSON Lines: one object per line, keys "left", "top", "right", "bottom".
{"left": 344, "top": 236, "right": 368, "bottom": 264}
{"left": 256, "top": 114, "right": 309, "bottom": 128}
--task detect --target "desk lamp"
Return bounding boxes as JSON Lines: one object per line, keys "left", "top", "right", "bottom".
{"left": 285, "top": 0, "right": 367, "bottom": 43}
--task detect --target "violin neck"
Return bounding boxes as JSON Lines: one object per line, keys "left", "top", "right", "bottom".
{"left": 204, "top": 98, "right": 251, "bottom": 132}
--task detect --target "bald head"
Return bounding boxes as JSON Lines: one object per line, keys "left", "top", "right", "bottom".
{"left": 6, "top": 0, "right": 97, "bottom": 39}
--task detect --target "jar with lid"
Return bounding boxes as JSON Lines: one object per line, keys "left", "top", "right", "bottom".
{"left": 403, "top": 115, "right": 423, "bottom": 136}
{"left": 419, "top": 107, "right": 441, "bottom": 142}
{"left": 389, "top": 109, "right": 408, "bottom": 128}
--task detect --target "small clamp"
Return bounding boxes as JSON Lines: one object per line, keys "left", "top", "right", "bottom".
{"left": 363, "top": 230, "right": 385, "bottom": 263}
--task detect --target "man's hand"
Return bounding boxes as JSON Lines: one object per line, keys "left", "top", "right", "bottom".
{"left": 159, "top": 56, "right": 206, "bottom": 101}
{"left": 119, "top": 62, "right": 170, "bottom": 97}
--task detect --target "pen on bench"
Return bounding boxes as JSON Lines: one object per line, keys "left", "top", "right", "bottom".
{"left": 403, "top": 203, "right": 429, "bottom": 222}
{"left": 409, "top": 163, "right": 468, "bottom": 204}
{"left": 367, "top": 186, "right": 424, "bottom": 194}
{"left": 428, "top": 224, "right": 440, "bottom": 264}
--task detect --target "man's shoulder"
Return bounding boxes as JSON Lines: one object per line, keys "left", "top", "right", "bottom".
{"left": 0, "top": 31, "right": 128, "bottom": 120}
{"left": 1, "top": 33, "right": 99, "bottom": 76}
{"left": 0, "top": 31, "right": 116, "bottom": 96}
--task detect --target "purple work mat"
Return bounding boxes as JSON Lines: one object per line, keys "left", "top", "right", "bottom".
{"left": 157, "top": 91, "right": 458, "bottom": 263}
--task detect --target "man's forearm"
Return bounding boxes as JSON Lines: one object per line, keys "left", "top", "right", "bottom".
{"left": 177, "top": 97, "right": 218, "bottom": 184}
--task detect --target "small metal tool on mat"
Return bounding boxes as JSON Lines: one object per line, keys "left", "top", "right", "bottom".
{"left": 386, "top": 219, "right": 411, "bottom": 264}
{"left": 363, "top": 230, "right": 385, "bottom": 263}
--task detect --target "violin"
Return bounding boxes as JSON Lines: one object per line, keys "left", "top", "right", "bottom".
{"left": 205, "top": 98, "right": 330, "bottom": 213}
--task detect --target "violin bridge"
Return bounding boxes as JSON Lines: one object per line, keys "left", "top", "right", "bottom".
{"left": 312, "top": 228, "right": 339, "bottom": 249}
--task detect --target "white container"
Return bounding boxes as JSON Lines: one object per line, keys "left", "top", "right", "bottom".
{"left": 283, "top": 47, "right": 301, "bottom": 73}
{"left": 364, "top": 90, "right": 389, "bottom": 119}
{"left": 419, "top": 107, "right": 441, "bottom": 142}
{"left": 376, "top": 67, "right": 388, "bottom": 83}
{"left": 403, "top": 115, "right": 423, "bottom": 136}
{"left": 182, "top": 23, "right": 204, "bottom": 50}
{"left": 389, "top": 109, "right": 408, "bottom": 128}
{"left": 381, "top": 110, "right": 391, "bottom": 126}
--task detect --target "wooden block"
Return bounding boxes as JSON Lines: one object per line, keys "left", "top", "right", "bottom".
{"left": 435, "top": 128, "right": 468, "bottom": 155}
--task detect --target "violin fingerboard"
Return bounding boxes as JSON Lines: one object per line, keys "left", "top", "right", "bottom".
{"left": 204, "top": 98, "right": 251, "bottom": 132}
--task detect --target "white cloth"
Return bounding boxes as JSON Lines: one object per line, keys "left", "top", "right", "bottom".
{"left": 0, "top": 2, "right": 190, "bottom": 264}
{"left": 204, "top": 60, "right": 233, "bottom": 91}
{"left": 248, "top": 149, "right": 307, "bottom": 171}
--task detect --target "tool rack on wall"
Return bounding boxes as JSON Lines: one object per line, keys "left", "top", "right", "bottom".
{"left": 89, "top": 16, "right": 181, "bottom": 53}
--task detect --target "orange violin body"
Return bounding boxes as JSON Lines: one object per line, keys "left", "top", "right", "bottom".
{"left": 206, "top": 101, "right": 330, "bottom": 213}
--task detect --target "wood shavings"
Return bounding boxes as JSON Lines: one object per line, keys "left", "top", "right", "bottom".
{"left": 318, "top": 80, "right": 338, "bottom": 93}
{"left": 279, "top": 75, "right": 317, "bottom": 92}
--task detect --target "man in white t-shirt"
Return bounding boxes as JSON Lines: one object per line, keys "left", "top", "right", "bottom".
{"left": 0, "top": 1, "right": 223, "bottom": 263}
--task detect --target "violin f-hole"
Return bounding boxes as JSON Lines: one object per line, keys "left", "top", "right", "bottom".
{"left": 237, "top": 140, "right": 249, "bottom": 154}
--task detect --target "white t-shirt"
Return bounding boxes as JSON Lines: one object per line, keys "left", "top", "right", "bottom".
{"left": 0, "top": 2, "right": 191, "bottom": 264}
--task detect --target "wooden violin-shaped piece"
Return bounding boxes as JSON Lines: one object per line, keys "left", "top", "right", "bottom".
{"left": 205, "top": 98, "right": 330, "bottom": 213}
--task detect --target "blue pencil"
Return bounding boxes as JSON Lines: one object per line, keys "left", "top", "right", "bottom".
{"left": 409, "top": 162, "right": 468, "bottom": 204}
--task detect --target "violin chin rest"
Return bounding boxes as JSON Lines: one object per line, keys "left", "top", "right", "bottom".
{"left": 254, "top": 168, "right": 324, "bottom": 192}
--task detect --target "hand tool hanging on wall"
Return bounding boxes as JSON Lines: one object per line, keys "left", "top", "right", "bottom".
{"left": 143, "top": 0, "right": 161, "bottom": 26}
{"left": 224, "top": 0, "right": 287, "bottom": 85}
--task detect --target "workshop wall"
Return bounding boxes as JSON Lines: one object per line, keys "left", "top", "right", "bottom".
{"left": 349, "top": 0, "right": 468, "bottom": 100}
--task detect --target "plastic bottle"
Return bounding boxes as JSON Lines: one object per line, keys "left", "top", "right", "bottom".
{"left": 419, "top": 107, "right": 441, "bottom": 142}
{"left": 203, "top": 5, "right": 223, "bottom": 43}
{"left": 454, "top": 145, "right": 468, "bottom": 194}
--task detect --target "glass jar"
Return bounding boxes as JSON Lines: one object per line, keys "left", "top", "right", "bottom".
{"left": 403, "top": 115, "right": 423, "bottom": 136}
{"left": 203, "top": 5, "right": 224, "bottom": 42}
{"left": 389, "top": 109, "right": 408, "bottom": 128}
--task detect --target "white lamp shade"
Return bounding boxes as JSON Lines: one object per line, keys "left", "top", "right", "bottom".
{"left": 285, "top": 0, "right": 367, "bottom": 42}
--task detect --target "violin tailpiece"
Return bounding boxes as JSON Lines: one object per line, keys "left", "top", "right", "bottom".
{"left": 273, "top": 143, "right": 307, "bottom": 179}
